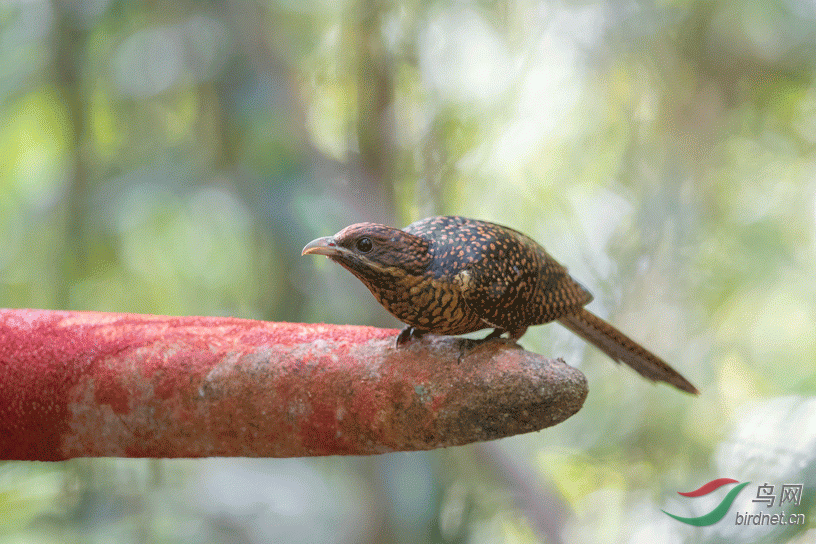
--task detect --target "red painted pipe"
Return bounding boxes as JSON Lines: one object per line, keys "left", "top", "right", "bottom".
{"left": 0, "top": 309, "right": 587, "bottom": 460}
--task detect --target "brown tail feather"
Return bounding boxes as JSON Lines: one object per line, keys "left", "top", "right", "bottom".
{"left": 558, "top": 308, "right": 698, "bottom": 394}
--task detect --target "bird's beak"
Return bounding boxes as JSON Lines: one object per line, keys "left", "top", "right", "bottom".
{"left": 301, "top": 236, "right": 343, "bottom": 257}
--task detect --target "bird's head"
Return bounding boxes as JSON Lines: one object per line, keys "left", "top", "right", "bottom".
{"left": 302, "top": 222, "right": 431, "bottom": 283}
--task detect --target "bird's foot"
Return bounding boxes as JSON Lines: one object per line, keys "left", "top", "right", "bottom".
{"left": 455, "top": 329, "right": 507, "bottom": 351}
{"left": 396, "top": 326, "right": 426, "bottom": 347}
{"left": 481, "top": 328, "right": 506, "bottom": 341}
{"left": 474, "top": 328, "right": 524, "bottom": 349}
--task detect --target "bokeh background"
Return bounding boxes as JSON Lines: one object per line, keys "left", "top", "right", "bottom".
{"left": 1, "top": 0, "right": 815, "bottom": 542}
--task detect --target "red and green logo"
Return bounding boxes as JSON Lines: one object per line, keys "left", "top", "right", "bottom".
{"left": 662, "top": 478, "right": 751, "bottom": 526}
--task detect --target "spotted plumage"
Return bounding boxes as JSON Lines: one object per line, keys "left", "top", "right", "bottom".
{"left": 303, "top": 216, "right": 697, "bottom": 394}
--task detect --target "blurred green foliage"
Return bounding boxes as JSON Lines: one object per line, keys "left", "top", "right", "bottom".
{"left": 1, "top": 0, "right": 815, "bottom": 542}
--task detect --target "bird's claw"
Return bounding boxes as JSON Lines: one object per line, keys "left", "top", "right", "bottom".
{"left": 396, "top": 326, "right": 425, "bottom": 347}
{"left": 481, "top": 328, "right": 505, "bottom": 341}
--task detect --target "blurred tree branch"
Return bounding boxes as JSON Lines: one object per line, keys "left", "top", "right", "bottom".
{"left": 53, "top": 3, "right": 90, "bottom": 307}
{"left": 355, "top": 0, "right": 398, "bottom": 223}
{"left": 478, "top": 442, "right": 570, "bottom": 544}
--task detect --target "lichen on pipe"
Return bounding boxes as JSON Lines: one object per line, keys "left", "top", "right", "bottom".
{"left": 0, "top": 309, "right": 587, "bottom": 461}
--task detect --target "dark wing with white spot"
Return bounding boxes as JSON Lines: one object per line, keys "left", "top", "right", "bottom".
{"left": 452, "top": 224, "right": 539, "bottom": 330}
{"left": 447, "top": 218, "right": 593, "bottom": 331}
{"left": 404, "top": 216, "right": 593, "bottom": 332}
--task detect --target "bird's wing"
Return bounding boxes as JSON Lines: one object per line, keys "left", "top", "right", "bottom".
{"left": 459, "top": 239, "right": 593, "bottom": 331}
{"left": 455, "top": 239, "right": 542, "bottom": 332}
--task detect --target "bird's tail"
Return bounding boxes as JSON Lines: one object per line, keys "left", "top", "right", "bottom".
{"left": 558, "top": 308, "right": 698, "bottom": 394}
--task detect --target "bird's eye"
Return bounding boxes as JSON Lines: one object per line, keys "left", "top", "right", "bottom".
{"left": 356, "top": 237, "right": 373, "bottom": 253}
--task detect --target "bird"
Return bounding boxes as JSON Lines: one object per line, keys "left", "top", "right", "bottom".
{"left": 302, "top": 216, "right": 698, "bottom": 394}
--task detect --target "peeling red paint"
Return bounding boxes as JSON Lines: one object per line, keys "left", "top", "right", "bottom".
{"left": 94, "top": 368, "right": 131, "bottom": 415}
{"left": 0, "top": 309, "right": 587, "bottom": 460}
